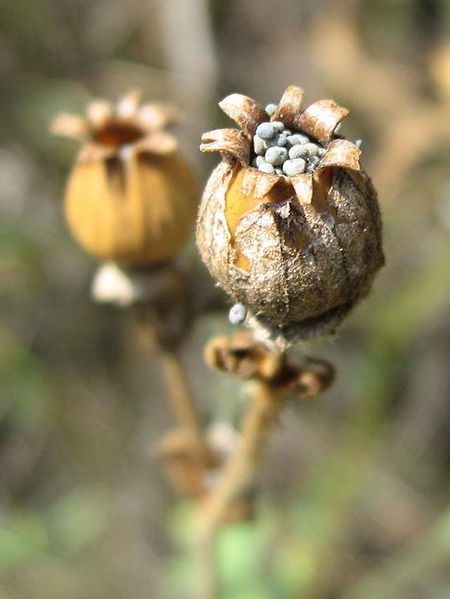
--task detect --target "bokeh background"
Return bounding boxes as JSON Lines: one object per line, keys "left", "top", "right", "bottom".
{"left": 1, "top": 0, "right": 450, "bottom": 597}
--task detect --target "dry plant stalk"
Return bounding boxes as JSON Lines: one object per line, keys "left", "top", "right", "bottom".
{"left": 196, "top": 332, "right": 335, "bottom": 599}
{"left": 194, "top": 85, "right": 383, "bottom": 597}
{"left": 52, "top": 91, "right": 214, "bottom": 499}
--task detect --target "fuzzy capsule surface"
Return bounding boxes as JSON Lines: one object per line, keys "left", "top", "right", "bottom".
{"left": 197, "top": 88, "right": 384, "bottom": 341}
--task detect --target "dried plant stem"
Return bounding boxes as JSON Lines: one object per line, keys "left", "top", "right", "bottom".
{"left": 135, "top": 307, "right": 210, "bottom": 461}
{"left": 158, "top": 345, "right": 208, "bottom": 456}
{"left": 196, "top": 381, "right": 284, "bottom": 599}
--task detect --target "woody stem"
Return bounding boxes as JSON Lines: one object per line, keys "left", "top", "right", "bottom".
{"left": 158, "top": 346, "right": 208, "bottom": 455}
{"left": 196, "top": 380, "right": 284, "bottom": 599}
{"left": 136, "top": 306, "right": 209, "bottom": 460}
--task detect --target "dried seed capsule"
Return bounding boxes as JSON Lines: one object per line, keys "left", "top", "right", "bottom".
{"left": 255, "top": 122, "right": 276, "bottom": 140}
{"left": 258, "top": 162, "right": 275, "bottom": 174}
{"left": 265, "top": 103, "right": 278, "bottom": 116}
{"left": 265, "top": 146, "right": 288, "bottom": 166}
{"left": 288, "top": 144, "right": 308, "bottom": 159}
{"left": 282, "top": 158, "right": 306, "bottom": 176}
{"left": 198, "top": 87, "right": 384, "bottom": 345}
{"left": 229, "top": 302, "right": 247, "bottom": 324}
{"left": 52, "top": 91, "right": 198, "bottom": 266}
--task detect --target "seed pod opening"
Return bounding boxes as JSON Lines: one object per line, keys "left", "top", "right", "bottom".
{"left": 197, "top": 86, "right": 384, "bottom": 345}
{"left": 52, "top": 91, "right": 198, "bottom": 266}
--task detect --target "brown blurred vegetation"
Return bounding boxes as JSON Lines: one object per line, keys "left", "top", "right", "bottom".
{"left": 0, "top": 0, "right": 450, "bottom": 598}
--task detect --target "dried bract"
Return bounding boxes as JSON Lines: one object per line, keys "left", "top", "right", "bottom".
{"left": 204, "top": 331, "right": 335, "bottom": 399}
{"left": 197, "top": 87, "right": 384, "bottom": 345}
{"left": 52, "top": 90, "right": 198, "bottom": 266}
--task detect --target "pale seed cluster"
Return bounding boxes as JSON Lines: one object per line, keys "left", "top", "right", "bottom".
{"left": 251, "top": 103, "right": 328, "bottom": 176}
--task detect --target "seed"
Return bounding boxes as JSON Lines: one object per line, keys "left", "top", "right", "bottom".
{"left": 258, "top": 162, "right": 275, "bottom": 174}
{"left": 252, "top": 155, "right": 265, "bottom": 168}
{"left": 288, "top": 144, "right": 308, "bottom": 159}
{"left": 265, "top": 146, "right": 288, "bottom": 166}
{"left": 283, "top": 128, "right": 292, "bottom": 137}
{"left": 275, "top": 168, "right": 285, "bottom": 176}
{"left": 287, "top": 133, "right": 310, "bottom": 146}
{"left": 351, "top": 138, "right": 363, "bottom": 149}
{"left": 265, "top": 103, "right": 277, "bottom": 116}
{"left": 229, "top": 302, "right": 247, "bottom": 324}
{"left": 255, "top": 122, "right": 276, "bottom": 140}
{"left": 271, "top": 121, "right": 284, "bottom": 133}
{"left": 282, "top": 158, "right": 306, "bottom": 176}
{"left": 267, "top": 133, "right": 288, "bottom": 147}
{"left": 304, "top": 143, "right": 320, "bottom": 157}
{"left": 253, "top": 135, "right": 268, "bottom": 155}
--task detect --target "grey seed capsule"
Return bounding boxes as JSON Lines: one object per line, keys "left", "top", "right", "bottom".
{"left": 229, "top": 302, "right": 247, "bottom": 324}
{"left": 288, "top": 144, "right": 309, "bottom": 159}
{"left": 283, "top": 129, "right": 292, "bottom": 136}
{"left": 255, "top": 122, "right": 276, "bottom": 140}
{"left": 287, "top": 133, "right": 310, "bottom": 146}
{"left": 267, "top": 133, "right": 288, "bottom": 147}
{"left": 304, "top": 143, "right": 320, "bottom": 156}
{"left": 283, "top": 158, "right": 306, "bottom": 176}
{"left": 265, "top": 146, "right": 288, "bottom": 166}
{"left": 265, "top": 103, "right": 277, "bottom": 116}
{"left": 253, "top": 135, "right": 268, "bottom": 155}
{"left": 258, "top": 162, "right": 275, "bottom": 174}
{"left": 275, "top": 168, "right": 285, "bottom": 176}
{"left": 271, "top": 121, "right": 284, "bottom": 133}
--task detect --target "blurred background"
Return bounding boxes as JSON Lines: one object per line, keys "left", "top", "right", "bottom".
{"left": 1, "top": 0, "right": 450, "bottom": 597}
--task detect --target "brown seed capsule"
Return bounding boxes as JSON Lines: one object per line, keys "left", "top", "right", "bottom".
{"left": 51, "top": 91, "right": 198, "bottom": 266}
{"left": 197, "top": 86, "right": 384, "bottom": 345}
